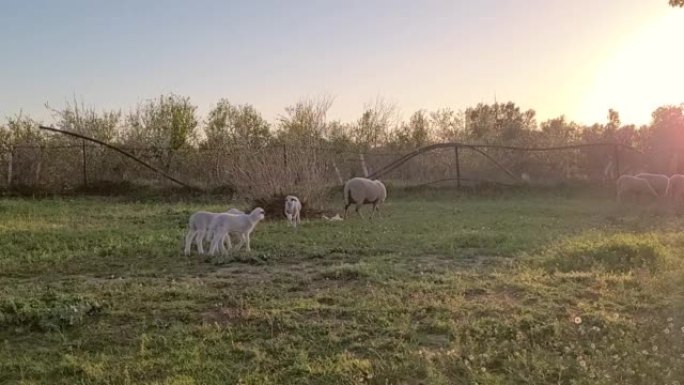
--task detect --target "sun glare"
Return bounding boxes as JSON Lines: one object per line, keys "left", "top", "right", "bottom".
{"left": 576, "top": 11, "right": 684, "bottom": 126}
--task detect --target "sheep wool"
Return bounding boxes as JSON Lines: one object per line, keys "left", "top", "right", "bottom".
{"left": 343, "top": 177, "right": 387, "bottom": 219}
{"left": 284, "top": 195, "right": 302, "bottom": 227}
{"left": 616, "top": 175, "right": 659, "bottom": 203}
{"left": 634, "top": 172, "right": 669, "bottom": 197}
{"left": 184, "top": 208, "right": 245, "bottom": 255}
{"left": 208, "top": 207, "right": 266, "bottom": 255}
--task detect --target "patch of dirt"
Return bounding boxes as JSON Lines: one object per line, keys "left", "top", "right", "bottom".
{"left": 201, "top": 307, "right": 262, "bottom": 326}
{"left": 463, "top": 287, "right": 489, "bottom": 300}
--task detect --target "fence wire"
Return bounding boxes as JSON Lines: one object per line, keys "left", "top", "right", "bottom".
{"left": 0, "top": 140, "right": 638, "bottom": 195}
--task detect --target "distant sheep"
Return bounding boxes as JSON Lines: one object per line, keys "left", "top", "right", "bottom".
{"left": 208, "top": 207, "right": 266, "bottom": 255}
{"left": 343, "top": 177, "right": 387, "bottom": 219}
{"left": 634, "top": 172, "right": 669, "bottom": 197}
{"left": 183, "top": 208, "right": 244, "bottom": 255}
{"left": 284, "top": 195, "right": 302, "bottom": 227}
{"left": 666, "top": 174, "right": 684, "bottom": 206}
{"left": 616, "top": 175, "right": 659, "bottom": 203}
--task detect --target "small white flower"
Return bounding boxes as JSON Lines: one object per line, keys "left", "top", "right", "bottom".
{"left": 574, "top": 316, "right": 582, "bottom": 325}
{"left": 664, "top": 328, "right": 670, "bottom": 335}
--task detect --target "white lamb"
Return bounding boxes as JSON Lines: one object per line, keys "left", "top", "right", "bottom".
{"left": 343, "top": 177, "right": 387, "bottom": 219}
{"left": 284, "top": 195, "right": 302, "bottom": 227}
{"left": 208, "top": 207, "right": 266, "bottom": 255}
{"left": 616, "top": 174, "right": 659, "bottom": 203}
{"left": 634, "top": 172, "right": 669, "bottom": 197}
{"left": 183, "top": 208, "right": 244, "bottom": 255}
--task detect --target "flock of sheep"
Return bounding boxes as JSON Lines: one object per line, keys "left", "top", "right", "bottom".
{"left": 616, "top": 172, "right": 684, "bottom": 205}
{"left": 183, "top": 176, "right": 387, "bottom": 256}
{"left": 183, "top": 171, "right": 675, "bottom": 256}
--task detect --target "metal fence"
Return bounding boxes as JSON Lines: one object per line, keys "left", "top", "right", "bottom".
{"left": 0, "top": 138, "right": 642, "bottom": 195}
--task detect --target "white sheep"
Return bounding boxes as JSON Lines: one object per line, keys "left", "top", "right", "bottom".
{"left": 183, "top": 208, "right": 244, "bottom": 255}
{"left": 208, "top": 207, "right": 266, "bottom": 255}
{"left": 343, "top": 177, "right": 387, "bottom": 219}
{"left": 284, "top": 195, "right": 302, "bottom": 227}
{"left": 616, "top": 174, "right": 659, "bottom": 203}
{"left": 634, "top": 172, "right": 669, "bottom": 197}
{"left": 666, "top": 174, "right": 684, "bottom": 206}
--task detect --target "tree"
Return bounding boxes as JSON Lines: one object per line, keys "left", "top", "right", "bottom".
{"left": 205, "top": 100, "right": 271, "bottom": 148}
{"left": 430, "top": 108, "right": 464, "bottom": 142}
{"left": 670, "top": 0, "right": 684, "bottom": 7}
{"left": 277, "top": 96, "right": 333, "bottom": 143}
{"left": 352, "top": 97, "right": 396, "bottom": 148}
{"left": 393, "top": 110, "right": 432, "bottom": 148}
{"left": 606, "top": 109, "right": 620, "bottom": 132}
{"left": 0, "top": 113, "right": 45, "bottom": 186}
{"left": 51, "top": 100, "right": 120, "bottom": 142}
{"left": 539, "top": 116, "right": 578, "bottom": 144}
{"left": 465, "top": 102, "right": 536, "bottom": 142}
{"left": 125, "top": 93, "right": 198, "bottom": 170}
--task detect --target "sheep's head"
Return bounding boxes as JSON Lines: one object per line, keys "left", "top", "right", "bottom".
{"left": 251, "top": 207, "right": 266, "bottom": 221}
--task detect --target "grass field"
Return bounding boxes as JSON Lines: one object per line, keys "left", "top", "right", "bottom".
{"left": 1, "top": 187, "right": 684, "bottom": 384}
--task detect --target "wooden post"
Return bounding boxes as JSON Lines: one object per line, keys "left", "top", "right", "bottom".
{"left": 214, "top": 146, "right": 221, "bottom": 184}
{"left": 283, "top": 144, "right": 288, "bottom": 168}
{"left": 82, "top": 140, "right": 88, "bottom": 186}
{"left": 359, "top": 153, "right": 369, "bottom": 177}
{"left": 613, "top": 144, "right": 621, "bottom": 179}
{"left": 6, "top": 149, "right": 13, "bottom": 187}
{"left": 332, "top": 159, "right": 344, "bottom": 185}
{"left": 454, "top": 145, "right": 461, "bottom": 188}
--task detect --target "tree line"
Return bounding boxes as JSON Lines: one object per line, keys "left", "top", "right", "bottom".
{"left": 1, "top": 94, "right": 683, "bottom": 196}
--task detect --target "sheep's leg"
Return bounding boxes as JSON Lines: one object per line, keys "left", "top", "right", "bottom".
{"left": 222, "top": 233, "right": 232, "bottom": 253}
{"left": 355, "top": 204, "right": 365, "bottom": 219}
{"left": 196, "top": 230, "right": 206, "bottom": 254}
{"left": 234, "top": 234, "right": 245, "bottom": 251}
{"left": 245, "top": 233, "right": 251, "bottom": 252}
{"left": 343, "top": 203, "right": 352, "bottom": 219}
{"left": 208, "top": 231, "right": 222, "bottom": 256}
{"left": 184, "top": 230, "right": 195, "bottom": 255}
{"left": 218, "top": 232, "right": 227, "bottom": 253}
{"left": 370, "top": 203, "right": 380, "bottom": 219}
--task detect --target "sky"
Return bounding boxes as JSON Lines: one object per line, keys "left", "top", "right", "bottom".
{"left": 1, "top": 0, "right": 683, "bottom": 127}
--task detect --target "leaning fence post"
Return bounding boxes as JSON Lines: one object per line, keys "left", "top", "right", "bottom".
{"left": 454, "top": 145, "right": 461, "bottom": 188}
{"left": 613, "top": 144, "right": 621, "bottom": 178}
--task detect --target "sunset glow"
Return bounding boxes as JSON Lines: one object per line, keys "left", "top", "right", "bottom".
{"left": 576, "top": 10, "right": 684, "bottom": 125}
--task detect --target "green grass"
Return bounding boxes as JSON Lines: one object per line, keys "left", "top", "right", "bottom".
{"left": 1, "top": 188, "right": 684, "bottom": 384}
